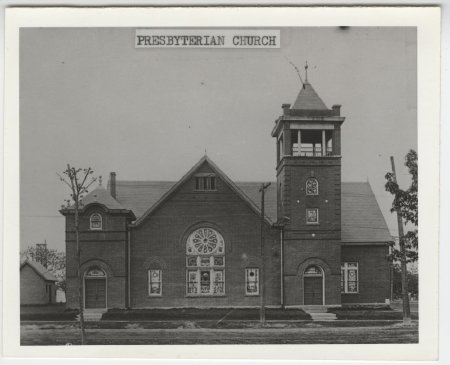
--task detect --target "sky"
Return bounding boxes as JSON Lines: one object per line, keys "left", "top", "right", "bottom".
{"left": 19, "top": 27, "right": 417, "bottom": 251}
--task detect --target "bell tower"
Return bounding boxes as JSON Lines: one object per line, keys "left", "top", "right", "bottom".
{"left": 272, "top": 67, "right": 345, "bottom": 306}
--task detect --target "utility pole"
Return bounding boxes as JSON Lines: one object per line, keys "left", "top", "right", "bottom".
{"left": 390, "top": 156, "right": 411, "bottom": 323}
{"left": 259, "top": 182, "right": 271, "bottom": 325}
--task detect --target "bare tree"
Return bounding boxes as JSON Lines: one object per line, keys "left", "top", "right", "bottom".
{"left": 58, "top": 165, "right": 96, "bottom": 345}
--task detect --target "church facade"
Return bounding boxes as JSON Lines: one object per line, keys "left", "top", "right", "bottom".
{"left": 61, "top": 79, "right": 392, "bottom": 310}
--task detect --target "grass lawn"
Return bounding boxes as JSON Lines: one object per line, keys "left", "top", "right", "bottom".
{"left": 102, "top": 308, "right": 311, "bottom": 321}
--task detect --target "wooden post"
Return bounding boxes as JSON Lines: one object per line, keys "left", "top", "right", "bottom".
{"left": 297, "top": 130, "right": 302, "bottom": 156}
{"left": 259, "top": 182, "right": 271, "bottom": 325}
{"left": 322, "top": 130, "right": 326, "bottom": 156}
{"left": 390, "top": 156, "right": 411, "bottom": 324}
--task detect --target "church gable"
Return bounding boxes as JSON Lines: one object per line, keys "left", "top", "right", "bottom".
{"left": 131, "top": 156, "right": 269, "bottom": 227}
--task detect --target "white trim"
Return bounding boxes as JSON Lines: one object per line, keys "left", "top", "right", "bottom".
{"left": 89, "top": 212, "right": 103, "bottom": 230}
{"left": 244, "top": 268, "right": 260, "bottom": 296}
{"left": 148, "top": 269, "right": 162, "bottom": 297}
{"left": 306, "top": 208, "right": 319, "bottom": 224}
{"left": 341, "top": 262, "right": 359, "bottom": 294}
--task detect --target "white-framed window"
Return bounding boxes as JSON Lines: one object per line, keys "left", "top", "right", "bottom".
{"left": 148, "top": 269, "right": 162, "bottom": 296}
{"left": 306, "top": 208, "right": 319, "bottom": 224}
{"left": 341, "top": 262, "right": 359, "bottom": 294}
{"left": 186, "top": 227, "right": 225, "bottom": 296}
{"left": 90, "top": 213, "right": 102, "bottom": 230}
{"left": 306, "top": 178, "right": 319, "bottom": 195}
{"left": 245, "top": 268, "right": 259, "bottom": 295}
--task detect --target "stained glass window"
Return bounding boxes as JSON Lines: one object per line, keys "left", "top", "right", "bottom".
{"left": 341, "top": 262, "right": 358, "bottom": 294}
{"left": 245, "top": 268, "right": 259, "bottom": 295}
{"left": 306, "top": 208, "right": 319, "bottom": 224}
{"left": 90, "top": 213, "right": 102, "bottom": 230}
{"left": 304, "top": 265, "right": 323, "bottom": 276}
{"left": 86, "top": 267, "right": 105, "bottom": 277}
{"left": 306, "top": 178, "right": 319, "bottom": 195}
{"left": 148, "top": 269, "right": 162, "bottom": 296}
{"left": 186, "top": 227, "right": 225, "bottom": 296}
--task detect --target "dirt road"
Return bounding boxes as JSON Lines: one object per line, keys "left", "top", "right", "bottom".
{"left": 21, "top": 323, "right": 418, "bottom": 345}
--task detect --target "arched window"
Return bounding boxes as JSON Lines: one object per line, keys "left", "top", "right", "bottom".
{"left": 85, "top": 266, "right": 106, "bottom": 278}
{"left": 90, "top": 213, "right": 102, "bottom": 230}
{"left": 186, "top": 227, "right": 225, "bottom": 296}
{"left": 306, "top": 178, "right": 319, "bottom": 195}
{"left": 304, "top": 265, "right": 323, "bottom": 276}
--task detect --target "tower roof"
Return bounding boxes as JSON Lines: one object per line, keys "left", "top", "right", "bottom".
{"left": 290, "top": 81, "right": 328, "bottom": 111}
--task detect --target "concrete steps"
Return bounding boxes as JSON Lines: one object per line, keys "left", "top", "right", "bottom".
{"left": 301, "top": 306, "right": 337, "bottom": 321}
{"left": 77, "top": 309, "right": 105, "bottom": 322}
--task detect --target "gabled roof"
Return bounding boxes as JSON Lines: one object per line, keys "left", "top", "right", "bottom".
{"left": 20, "top": 259, "right": 58, "bottom": 282}
{"left": 291, "top": 82, "right": 329, "bottom": 110}
{"left": 129, "top": 156, "right": 273, "bottom": 226}
{"left": 113, "top": 176, "right": 391, "bottom": 243}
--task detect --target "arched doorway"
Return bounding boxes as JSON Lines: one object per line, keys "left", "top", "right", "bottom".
{"left": 303, "top": 265, "right": 324, "bottom": 305}
{"left": 84, "top": 267, "right": 107, "bottom": 308}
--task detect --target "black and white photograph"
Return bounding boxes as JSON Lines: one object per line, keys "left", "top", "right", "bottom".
{"left": 3, "top": 6, "right": 441, "bottom": 362}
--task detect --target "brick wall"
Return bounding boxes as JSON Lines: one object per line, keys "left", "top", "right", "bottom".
{"left": 65, "top": 204, "right": 129, "bottom": 309}
{"left": 130, "top": 163, "right": 281, "bottom": 308}
{"left": 341, "top": 244, "right": 390, "bottom": 304}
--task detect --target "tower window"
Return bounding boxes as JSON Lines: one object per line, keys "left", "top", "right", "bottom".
{"left": 90, "top": 213, "right": 102, "bottom": 230}
{"left": 306, "top": 208, "right": 319, "bottom": 224}
{"left": 194, "top": 175, "right": 216, "bottom": 191}
{"left": 306, "top": 178, "right": 319, "bottom": 195}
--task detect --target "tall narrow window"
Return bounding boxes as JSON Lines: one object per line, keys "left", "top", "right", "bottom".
{"left": 341, "top": 262, "right": 358, "bottom": 293}
{"left": 148, "top": 269, "right": 162, "bottom": 296}
{"left": 245, "top": 268, "right": 259, "bottom": 295}
{"left": 186, "top": 227, "right": 225, "bottom": 296}
{"left": 306, "top": 178, "right": 319, "bottom": 195}
{"left": 90, "top": 213, "right": 102, "bottom": 230}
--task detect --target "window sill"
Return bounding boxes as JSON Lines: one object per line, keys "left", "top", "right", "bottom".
{"left": 186, "top": 294, "right": 226, "bottom": 298}
{"left": 341, "top": 292, "right": 359, "bottom": 295}
{"left": 148, "top": 295, "right": 163, "bottom": 298}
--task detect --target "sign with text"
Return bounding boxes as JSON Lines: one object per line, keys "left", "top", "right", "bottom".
{"left": 135, "top": 29, "right": 280, "bottom": 48}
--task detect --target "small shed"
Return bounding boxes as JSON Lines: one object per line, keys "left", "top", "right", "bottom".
{"left": 20, "top": 259, "right": 58, "bottom": 305}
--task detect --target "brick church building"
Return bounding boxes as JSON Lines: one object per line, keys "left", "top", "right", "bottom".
{"left": 61, "top": 77, "right": 392, "bottom": 310}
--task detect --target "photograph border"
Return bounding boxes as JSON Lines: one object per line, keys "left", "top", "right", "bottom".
{"left": 3, "top": 6, "right": 440, "bottom": 361}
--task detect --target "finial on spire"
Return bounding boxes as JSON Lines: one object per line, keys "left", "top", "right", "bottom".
{"left": 305, "top": 61, "right": 309, "bottom": 83}
{"left": 98, "top": 176, "right": 102, "bottom": 187}
{"left": 204, "top": 148, "right": 207, "bottom": 156}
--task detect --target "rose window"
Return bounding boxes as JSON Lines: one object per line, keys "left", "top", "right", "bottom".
{"left": 187, "top": 228, "right": 224, "bottom": 255}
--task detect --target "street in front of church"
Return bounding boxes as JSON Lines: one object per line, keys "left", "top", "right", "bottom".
{"left": 21, "top": 321, "right": 418, "bottom": 346}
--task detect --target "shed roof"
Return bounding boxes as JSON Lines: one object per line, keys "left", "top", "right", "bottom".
{"left": 20, "top": 259, "right": 58, "bottom": 282}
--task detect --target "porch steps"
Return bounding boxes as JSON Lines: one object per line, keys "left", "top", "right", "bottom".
{"left": 302, "top": 306, "right": 337, "bottom": 321}
{"left": 77, "top": 309, "right": 105, "bottom": 322}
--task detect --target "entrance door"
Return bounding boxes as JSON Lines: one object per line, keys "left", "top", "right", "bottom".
{"left": 304, "top": 277, "right": 323, "bottom": 305}
{"left": 85, "top": 279, "right": 106, "bottom": 308}
{"left": 303, "top": 265, "right": 324, "bottom": 305}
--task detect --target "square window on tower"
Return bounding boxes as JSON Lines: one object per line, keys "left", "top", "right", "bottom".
{"left": 306, "top": 208, "right": 319, "bottom": 224}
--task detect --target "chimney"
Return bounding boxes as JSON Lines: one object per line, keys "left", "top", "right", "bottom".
{"left": 332, "top": 104, "right": 341, "bottom": 116}
{"left": 282, "top": 103, "right": 291, "bottom": 115}
{"left": 110, "top": 172, "right": 116, "bottom": 199}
